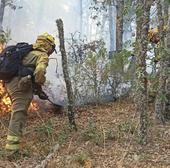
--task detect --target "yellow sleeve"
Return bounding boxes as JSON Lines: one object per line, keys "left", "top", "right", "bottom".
{"left": 34, "top": 53, "right": 49, "bottom": 85}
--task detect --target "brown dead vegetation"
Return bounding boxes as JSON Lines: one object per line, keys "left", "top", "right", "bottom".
{"left": 0, "top": 99, "right": 169, "bottom": 168}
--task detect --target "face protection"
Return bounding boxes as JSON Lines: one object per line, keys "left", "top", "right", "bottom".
{"left": 47, "top": 44, "right": 57, "bottom": 55}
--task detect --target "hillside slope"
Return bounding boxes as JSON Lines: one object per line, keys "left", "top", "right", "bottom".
{"left": 0, "top": 100, "right": 170, "bottom": 168}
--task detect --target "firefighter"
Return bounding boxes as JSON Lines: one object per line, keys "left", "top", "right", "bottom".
{"left": 148, "top": 27, "right": 168, "bottom": 62}
{"left": 148, "top": 28, "right": 160, "bottom": 44}
{"left": 148, "top": 27, "right": 170, "bottom": 105}
{"left": 4, "top": 33, "right": 56, "bottom": 158}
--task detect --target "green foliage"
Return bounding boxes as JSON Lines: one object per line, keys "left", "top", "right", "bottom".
{"left": 165, "top": 0, "right": 170, "bottom": 4}
{"left": 73, "top": 152, "right": 88, "bottom": 165}
{"left": 37, "top": 120, "right": 54, "bottom": 136}
{"left": 102, "top": 49, "right": 132, "bottom": 85}
{"left": 123, "top": 0, "right": 136, "bottom": 16}
{"left": 147, "top": 75, "right": 159, "bottom": 102}
{"left": 82, "top": 119, "right": 102, "bottom": 145}
{"left": 85, "top": 45, "right": 107, "bottom": 72}
{"left": 106, "top": 129, "right": 116, "bottom": 140}
{"left": 68, "top": 34, "right": 133, "bottom": 104}
{"left": 118, "top": 121, "right": 136, "bottom": 135}
{"left": 58, "top": 129, "right": 69, "bottom": 145}
{"left": 0, "top": 29, "right": 11, "bottom": 43}
{"left": 69, "top": 39, "right": 110, "bottom": 104}
{"left": 0, "top": 33, "right": 6, "bottom": 43}
{"left": 0, "top": 149, "right": 6, "bottom": 159}
{"left": 135, "top": 5, "right": 143, "bottom": 18}
{"left": 158, "top": 93, "right": 168, "bottom": 102}
{"left": 110, "top": 50, "right": 131, "bottom": 73}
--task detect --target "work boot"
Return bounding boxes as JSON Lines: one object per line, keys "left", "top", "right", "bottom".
{"left": 5, "top": 135, "right": 21, "bottom": 160}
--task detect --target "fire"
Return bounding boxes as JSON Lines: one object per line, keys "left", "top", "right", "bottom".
{"left": 0, "top": 81, "right": 39, "bottom": 114}
{"left": 0, "top": 81, "right": 11, "bottom": 114}
{"left": 29, "top": 101, "right": 39, "bottom": 112}
{"left": 1, "top": 95, "right": 12, "bottom": 112}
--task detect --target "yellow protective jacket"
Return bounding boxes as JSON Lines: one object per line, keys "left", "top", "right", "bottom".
{"left": 23, "top": 50, "right": 48, "bottom": 85}
{"left": 22, "top": 39, "right": 52, "bottom": 85}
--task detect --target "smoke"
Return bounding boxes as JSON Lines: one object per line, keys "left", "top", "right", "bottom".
{"left": 2, "top": 0, "right": 81, "bottom": 104}
{"left": 3, "top": 0, "right": 81, "bottom": 43}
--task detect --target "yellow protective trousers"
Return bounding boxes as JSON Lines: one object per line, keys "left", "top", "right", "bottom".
{"left": 5, "top": 77, "right": 33, "bottom": 151}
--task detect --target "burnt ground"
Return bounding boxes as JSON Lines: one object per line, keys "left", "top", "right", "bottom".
{"left": 0, "top": 99, "right": 170, "bottom": 168}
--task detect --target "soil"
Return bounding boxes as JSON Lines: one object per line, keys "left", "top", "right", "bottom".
{"left": 0, "top": 99, "right": 170, "bottom": 168}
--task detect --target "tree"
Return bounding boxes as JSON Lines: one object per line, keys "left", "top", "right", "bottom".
{"left": 0, "top": 0, "right": 18, "bottom": 31}
{"left": 90, "top": 0, "right": 124, "bottom": 53}
{"left": 80, "top": 0, "right": 83, "bottom": 34}
{"left": 116, "top": 0, "right": 124, "bottom": 52}
{"left": 164, "top": 3, "right": 170, "bottom": 119}
{"left": 155, "top": 0, "right": 170, "bottom": 122}
{"left": 108, "top": 4, "right": 116, "bottom": 52}
{"left": 0, "top": 0, "right": 5, "bottom": 31}
{"left": 135, "top": 0, "right": 153, "bottom": 144}
{"left": 56, "top": 19, "right": 77, "bottom": 130}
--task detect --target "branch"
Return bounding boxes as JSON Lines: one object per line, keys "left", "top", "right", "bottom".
{"left": 35, "top": 144, "right": 60, "bottom": 168}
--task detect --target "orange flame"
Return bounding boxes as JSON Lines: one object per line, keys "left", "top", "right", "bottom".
{"left": 0, "top": 81, "right": 39, "bottom": 114}
{"left": 0, "top": 81, "right": 11, "bottom": 113}
{"left": 29, "top": 101, "right": 39, "bottom": 112}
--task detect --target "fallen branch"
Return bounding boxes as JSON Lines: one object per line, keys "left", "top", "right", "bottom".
{"left": 35, "top": 144, "right": 60, "bottom": 168}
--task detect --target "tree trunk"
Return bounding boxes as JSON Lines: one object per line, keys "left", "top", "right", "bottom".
{"left": 109, "top": 5, "right": 115, "bottom": 52}
{"left": 154, "top": 0, "right": 167, "bottom": 123}
{"left": 135, "top": 0, "right": 152, "bottom": 145}
{"left": 56, "top": 19, "right": 77, "bottom": 130}
{"left": 116, "top": 0, "right": 124, "bottom": 52}
{"left": 100, "top": 12, "right": 107, "bottom": 39}
{"left": 164, "top": 5, "right": 170, "bottom": 119}
{"left": 80, "top": 0, "right": 83, "bottom": 35}
{"left": 0, "top": 0, "right": 6, "bottom": 31}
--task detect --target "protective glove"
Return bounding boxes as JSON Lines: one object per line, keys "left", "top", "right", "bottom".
{"left": 33, "top": 83, "right": 48, "bottom": 100}
{"left": 38, "top": 91, "right": 49, "bottom": 100}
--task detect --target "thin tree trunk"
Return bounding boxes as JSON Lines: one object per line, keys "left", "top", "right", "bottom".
{"left": 116, "top": 0, "right": 124, "bottom": 73}
{"left": 164, "top": 5, "right": 170, "bottom": 119}
{"left": 100, "top": 12, "right": 107, "bottom": 39}
{"left": 135, "top": 0, "right": 152, "bottom": 145}
{"left": 163, "top": 0, "right": 169, "bottom": 27}
{"left": 116, "top": 0, "right": 124, "bottom": 52}
{"left": 0, "top": 0, "right": 6, "bottom": 31}
{"left": 109, "top": 5, "right": 115, "bottom": 52}
{"left": 155, "top": 0, "right": 166, "bottom": 123}
{"left": 80, "top": 0, "right": 83, "bottom": 35}
{"left": 56, "top": 19, "right": 77, "bottom": 130}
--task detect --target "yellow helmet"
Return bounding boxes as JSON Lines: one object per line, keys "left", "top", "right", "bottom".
{"left": 37, "top": 32, "right": 55, "bottom": 46}
{"left": 148, "top": 28, "right": 159, "bottom": 41}
{"left": 34, "top": 32, "right": 57, "bottom": 54}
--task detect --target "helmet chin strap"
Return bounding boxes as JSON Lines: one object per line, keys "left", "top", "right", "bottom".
{"left": 54, "top": 48, "right": 57, "bottom": 54}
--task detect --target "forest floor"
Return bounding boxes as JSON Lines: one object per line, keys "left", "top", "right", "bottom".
{"left": 0, "top": 99, "right": 170, "bottom": 168}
